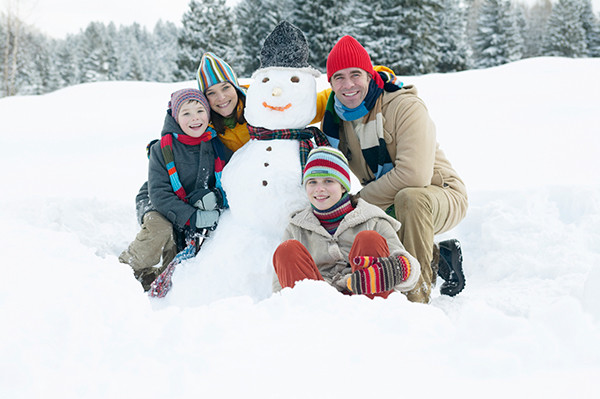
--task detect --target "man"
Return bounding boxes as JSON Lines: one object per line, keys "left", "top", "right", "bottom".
{"left": 321, "top": 35, "right": 468, "bottom": 303}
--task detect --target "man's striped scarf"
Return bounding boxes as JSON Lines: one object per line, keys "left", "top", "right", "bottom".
{"left": 322, "top": 71, "right": 403, "bottom": 180}
{"left": 160, "top": 127, "right": 228, "bottom": 207}
{"left": 247, "top": 125, "right": 330, "bottom": 171}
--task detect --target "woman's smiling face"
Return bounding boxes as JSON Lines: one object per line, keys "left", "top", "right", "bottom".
{"left": 205, "top": 82, "right": 238, "bottom": 117}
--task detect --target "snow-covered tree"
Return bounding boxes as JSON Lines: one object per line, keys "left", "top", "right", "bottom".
{"left": 360, "top": 0, "right": 406, "bottom": 69}
{"left": 580, "top": 0, "right": 600, "bottom": 56}
{"left": 343, "top": 0, "right": 375, "bottom": 46}
{"left": 50, "top": 36, "right": 77, "bottom": 88}
{"left": 522, "top": 0, "right": 553, "bottom": 58}
{"left": 436, "top": 0, "right": 470, "bottom": 72}
{"left": 175, "top": 0, "right": 239, "bottom": 81}
{"left": 287, "top": 0, "right": 350, "bottom": 72}
{"left": 463, "top": 0, "right": 484, "bottom": 53}
{"left": 150, "top": 20, "right": 179, "bottom": 81}
{"left": 1, "top": 8, "right": 22, "bottom": 96}
{"left": 362, "top": 0, "right": 443, "bottom": 75}
{"left": 473, "top": 0, "right": 524, "bottom": 68}
{"left": 234, "top": 0, "right": 281, "bottom": 76}
{"left": 543, "top": 0, "right": 587, "bottom": 57}
{"left": 79, "top": 22, "right": 115, "bottom": 82}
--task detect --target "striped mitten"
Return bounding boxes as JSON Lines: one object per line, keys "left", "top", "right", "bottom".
{"left": 347, "top": 255, "right": 412, "bottom": 295}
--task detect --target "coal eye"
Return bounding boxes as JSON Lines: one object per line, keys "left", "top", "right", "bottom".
{"left": 291, "top": 76, "right": 300, "bottom": 83}
{"left": 262, "top": 77, "right": 270, "bottom": 83}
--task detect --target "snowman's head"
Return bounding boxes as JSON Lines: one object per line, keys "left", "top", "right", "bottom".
{"left": 245, "top": 67, "right": 317, "bottom": 130}
{"left": 244, "top": 21, "right": 321, "bottom": 130}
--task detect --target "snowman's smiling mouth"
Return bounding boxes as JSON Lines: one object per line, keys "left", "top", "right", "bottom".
{"left": 262, "top": 102, "right": 292, "bottom": 112}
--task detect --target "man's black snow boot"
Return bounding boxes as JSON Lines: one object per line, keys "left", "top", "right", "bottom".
{"left": 437, "top": 239, "right": 465, "bottom": 296}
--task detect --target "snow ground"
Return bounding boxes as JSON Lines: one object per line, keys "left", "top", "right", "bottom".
{"left": 1, "top": 57, "right": 599, "bottom": 398}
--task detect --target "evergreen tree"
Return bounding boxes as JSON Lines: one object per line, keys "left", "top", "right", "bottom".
{"left": 522, "top": 0, "right": 553, "bottom": 58}
{"left": 55, "top": 36, "right": 81, "bottom": 87}
{"left": 288, "top": 0, "right": 350, "bottom": 72}
{"left": 234, "top": 0, "right": 281, "bottom": 76}
{"left": 103, "top": 22, "right": 120, "bottom": 80}
{"left": 361, "top": 0, "right": 405, "bottom": 69}
{"left": 580, "top": 0, "right": 600, "bottom": 56}
{"left": 506, "top": 2, "right": 525, "bottom": 61}
{"left": 473, "top": 0, "right": 523, "bottom": 68}
{"left": 15, "top": 30, "right": 43, "bottom": 95}
{"left": 37, "top": 37, "right": 62, "bottom": 94}
{"left": 175, "top": 0, "right": 239, "bottom": 81}
{"left": 463, "top": 0, "right": 484, "bottom": 54}
{"left": 79, "top": 22, "right": 114, "bottom": 82}
{"left": 543, "top": 0, "right": 587, "bottom": 57}
{"left": 436, "top": 0, "right": 470, "bottom": 72}
{"left": 1, "top": 15, "right": 10, "bottom": 96}
{"left": 344, "top": 0, "right": 375, "bottom": 46}
{"left": 361, "top": 0, "right": 443, "bottom": 75}
{"left": 151, "top": 20, "right": 179, "bottom": 82}
{"left": 127, "top": 48, "right": 145, "bottom": 81}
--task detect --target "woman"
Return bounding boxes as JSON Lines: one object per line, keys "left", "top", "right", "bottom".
{"left": 272, "top": 147, "right": 421, "bottom": 299}
{"left": 197, "top": 52, "right": 249, "bottom": 152}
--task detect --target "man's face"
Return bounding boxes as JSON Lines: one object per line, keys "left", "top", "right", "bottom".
{"left": 330, "top": 68, "right": 371, "bottom": 109}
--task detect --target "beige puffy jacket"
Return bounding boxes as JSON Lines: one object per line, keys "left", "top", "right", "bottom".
{"left": 273, "top": 199, "right": 420, "bottom": 293}
{"left": 337, "top": 86, "right": 467, "bottom": 221}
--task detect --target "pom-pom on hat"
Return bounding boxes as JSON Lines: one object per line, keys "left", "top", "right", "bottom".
{"left": 197, "top": 52, "right": 244, "bottom": 94}
{"left": 168, "top": 88, "right": 210, "bottom": 123}
{"left": 303, "top": 147, "right": 351, "bottom": 193}
{"left": 326, "top": 35, "right": 375, "bottom": 81}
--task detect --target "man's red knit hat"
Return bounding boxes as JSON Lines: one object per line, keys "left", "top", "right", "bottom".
{"left": 326, "top": 35, "right": 375, "bottom": 81}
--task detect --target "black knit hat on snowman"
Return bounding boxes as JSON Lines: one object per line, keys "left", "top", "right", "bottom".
{"left": 253, "top": 21, "right": 320, "bottom": 78}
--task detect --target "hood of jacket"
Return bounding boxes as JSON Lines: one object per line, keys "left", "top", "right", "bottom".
{"left": 160, "top": 111, "right": 186, "bottom": 137}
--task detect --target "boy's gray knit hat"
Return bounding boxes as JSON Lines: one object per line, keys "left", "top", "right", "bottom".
{"left": 255, "top": 21, "right": 320, "bottom": 77}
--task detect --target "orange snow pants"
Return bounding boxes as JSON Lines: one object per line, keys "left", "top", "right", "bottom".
{"left": 272, "top": 230, "right": 393, "bottom": 299}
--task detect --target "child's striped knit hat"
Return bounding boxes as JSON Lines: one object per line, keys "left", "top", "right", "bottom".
{"left": 197, "top": 52, "right": 243, "bottom": 94}
{"left": 168, "top": 88, "right": 209, "bottom": 123}
{"left": 303, "top": 147, "right": 351, "bottom": 193}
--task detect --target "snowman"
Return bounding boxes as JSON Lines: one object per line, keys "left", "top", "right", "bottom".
{"left": 223, "top": 20, "right": 323, "bottom": 230}
{"left": 162, "top": 21, "right": 327, "bottom": 307}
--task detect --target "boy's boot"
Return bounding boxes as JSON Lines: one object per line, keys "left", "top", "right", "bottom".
{"left": 134, "top": 268, "right": 160, "bottom": 292}
{"left": 437, "top": 239, "right": 465, "bottom": 296}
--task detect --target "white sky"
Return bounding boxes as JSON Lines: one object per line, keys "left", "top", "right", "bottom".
{"left": 3, "top": 0, "right": 240, "bottom": 38}
{"left": 4, "top": 0, "right": 600, "bottom": 39}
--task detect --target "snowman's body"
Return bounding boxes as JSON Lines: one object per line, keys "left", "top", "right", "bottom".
{"left": 221, "top": 139, "right": 307, "bottom": 230}
{"left": 161, "top": 36, "right": 322, "bottom": 307}
{"left": 223, "top": 67, "right": 318, "bottom": 230}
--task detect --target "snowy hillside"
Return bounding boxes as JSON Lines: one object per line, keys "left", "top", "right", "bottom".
{"left": 1, "top": 57, "right": 599, "bottom": 398}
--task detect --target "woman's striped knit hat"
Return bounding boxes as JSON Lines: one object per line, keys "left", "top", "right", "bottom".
{"left": 197, "top": 52, "right": 243, "bottom": 94}
{"left": 303, "top": 147, "right": 351, "bottom": 193}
